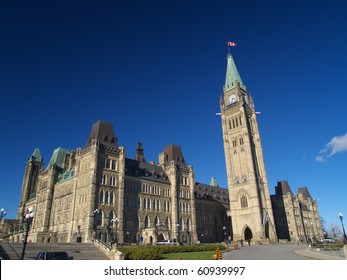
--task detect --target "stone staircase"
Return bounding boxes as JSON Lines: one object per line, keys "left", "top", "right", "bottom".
{"left": 0, "top": 242, "right": 109, "bottom": 260}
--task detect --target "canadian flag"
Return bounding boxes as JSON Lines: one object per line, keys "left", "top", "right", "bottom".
{"left": 227, "top": 41, "right": 237, "bottom": 47}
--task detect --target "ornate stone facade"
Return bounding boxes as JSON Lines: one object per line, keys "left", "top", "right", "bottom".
{"left": 12, "top": 53, "right": 323, "bottom": 245}
{"left": 271, "top": 181, "right": 324, "bottom": 243}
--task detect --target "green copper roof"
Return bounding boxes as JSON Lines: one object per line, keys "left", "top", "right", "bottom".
{"left": 56, "top": 167, "right": 75, "bottom": 185}
{"left": 31, "top": 148, "right": 42, "bottom": 162}
{"left": 210, "top": 177, "right": 219, "bottom": 187}
{"left": 224, "top": 53, "right": 245, "bottom": 92}
{"left": 45, "top": 147, "right": 70, "bottom": 170}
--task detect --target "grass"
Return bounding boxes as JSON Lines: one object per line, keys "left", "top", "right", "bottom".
{"left": 162, "top": 250, "right": 217, "bottom": 260}
{"left": 324, "top": 242, "right": 345, "bottom": 250}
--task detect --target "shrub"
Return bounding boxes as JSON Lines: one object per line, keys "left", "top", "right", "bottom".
{"left": 119, "top": 244, "right": 227, "bottom": 260}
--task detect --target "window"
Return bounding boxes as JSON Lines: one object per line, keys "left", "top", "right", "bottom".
{"left": 232, "top": 140, "right": 237, "bottom": 147}
{"left": 239, "top": 138, "right": 244, "bottom": 145}
{"left": 99, "top": 190, "right": 104, "bottom": 204}
{"left": 144, "top": 216, "right": 149, "bottom": 229}
{"left": 102, "top": 175, "right": 106, "bottom": 185}
{"left": 105, "top": 191, "right": 109, "bottom": 205}
{"left": 110, "top": 192, "right": 114, "bottom": 205}
{"left": 240, "top": 195, "right": 248, "bottom": 208}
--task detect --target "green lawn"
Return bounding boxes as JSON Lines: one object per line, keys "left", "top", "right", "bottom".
{"left": 162, "top": 250, "right": 217, "bottom": 260}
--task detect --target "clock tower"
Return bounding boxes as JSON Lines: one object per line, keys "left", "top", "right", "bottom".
{"left": 220, "top": 53, "right": 276, "bottom": 243}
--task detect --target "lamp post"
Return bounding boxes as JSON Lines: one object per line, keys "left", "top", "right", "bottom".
{"left": 93, "top": 209, "right": 99, "bottom": 239}
{"left": 0, "top": 208, "right": 6, "bottom": 231}
{"left": 338, "top": 213, "right": 347, "bottom": 244}
{"left": 201, "top": 233, "right": 204, "bottom": 243}
{"left": 0, "top": 208, "right": 6, "bottom": 221}
{"left": 223, "top": 226, "right": 227, "bottom": 242}
{"left": 21, "top": 206, "right": 35, "bottom": 260}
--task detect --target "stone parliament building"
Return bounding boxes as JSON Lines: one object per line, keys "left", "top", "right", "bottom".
{"left": 8, "top": 53, "right": 323, "bottom": 246}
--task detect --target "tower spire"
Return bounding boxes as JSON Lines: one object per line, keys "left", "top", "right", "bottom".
{"left": 223, "top": 53, "right": 245, "bottom": 93}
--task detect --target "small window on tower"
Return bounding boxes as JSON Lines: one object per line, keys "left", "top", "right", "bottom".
{"left": 240, "top": 195, "right": 248, "bottom": 208}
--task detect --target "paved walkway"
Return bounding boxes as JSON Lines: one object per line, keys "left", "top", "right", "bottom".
{"left": 223, "top": 244, "right": 347, "bottom": 260}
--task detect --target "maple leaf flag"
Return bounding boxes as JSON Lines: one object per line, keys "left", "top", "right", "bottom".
{"left": 227, "top": 41, "right": 237, "bottom": 47}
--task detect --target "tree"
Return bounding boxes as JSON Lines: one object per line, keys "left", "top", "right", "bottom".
{"left": 328, "top": 223, "right": 343, "bottom": 240}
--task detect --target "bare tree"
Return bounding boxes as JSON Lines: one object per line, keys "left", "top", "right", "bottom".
{"left": 328, "top": 223, "right": 343, "bottom": 240}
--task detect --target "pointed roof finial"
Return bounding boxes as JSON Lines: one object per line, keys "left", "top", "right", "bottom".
{"left": 210, "top": 177, "right": 219, "bottom": 187}
{"left": 223, "top": 52, "right": 245, "bottom": 93}
{"left": 31, "top": 148, "right": 43, "bottom": 162}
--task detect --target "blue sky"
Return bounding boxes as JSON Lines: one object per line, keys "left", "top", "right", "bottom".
{"left": 1, "top": 0, "right": 346, "bottom": 231}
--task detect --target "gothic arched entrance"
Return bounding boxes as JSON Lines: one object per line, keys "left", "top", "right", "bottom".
{"left": 157, "top": 233, "right": 165, "bottom": 242}
{"left": 244, "top": 227, "right": 253, "bottom": 241}
{"left": 265, "top": 221, "right": 269, "bottom": 239}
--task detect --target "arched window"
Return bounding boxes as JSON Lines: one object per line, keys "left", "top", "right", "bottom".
{"left": 179, "top": 218, "right": 183, "bottom": 230}
{"left": 97, "top": 211, "right": 102, "bottom": 226}
{"left": 105, "top": 191, "right": 109, "bottom": 205}
{"left": 99, "top": 190, "right": 104, "bottom": 204}
{"left": 144, "top": 216, "right": 149, "bottom": 229}
{"left": 240, "top": 194, "right": 248, "bottom": 208}
{"left": 110, "top": 191, "right": 114, "bottom": 205}
{"left": 108, "top": 211, "right": 114, "bottom": 225}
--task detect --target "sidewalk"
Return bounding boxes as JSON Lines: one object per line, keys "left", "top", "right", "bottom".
{"left": 293, "top": 247, "right": 346, "bottom": 260}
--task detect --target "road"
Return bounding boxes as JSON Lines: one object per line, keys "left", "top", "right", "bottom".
{"left": 223, "top": 244, "right": 309, "bottom": 260}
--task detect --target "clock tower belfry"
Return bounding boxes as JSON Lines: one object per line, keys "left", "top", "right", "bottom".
{"left": 220, "top": 53, "right": 276, "bottom": 243}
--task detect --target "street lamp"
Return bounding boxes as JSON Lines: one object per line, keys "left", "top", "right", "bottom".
{"left": 93, "top": 209, "right": 100, "bottom": 239}
{"left": 338, "top": 213, "right": 347, "bottom": 244}
{"left": 223, "top": 226, "right": 227, "bottom": 242}
{"left": 0, "top": 208, "right": 6, "bottom": 230}
{"left": 21, "top": 206, "right": 35, "bottom": 260}
{"left": 0, "top": 208, "right": 6, "bottom": 221}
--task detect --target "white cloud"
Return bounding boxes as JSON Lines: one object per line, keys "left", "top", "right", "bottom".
{"left": 316, "top": 133, "right": 347, "bottom": 162}
{"left": 315, "top": 155, "right": 325, "bottom": 163}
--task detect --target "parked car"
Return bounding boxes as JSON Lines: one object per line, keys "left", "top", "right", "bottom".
{"left": 157, "top": 239, "right": 177, "bottom": 245}
{"left": 36, "top": 251, "right": 73, "bottom": 260}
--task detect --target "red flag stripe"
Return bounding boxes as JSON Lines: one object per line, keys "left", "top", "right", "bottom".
{"left": 227, "top": 41, "right": 237, "bottom": 46}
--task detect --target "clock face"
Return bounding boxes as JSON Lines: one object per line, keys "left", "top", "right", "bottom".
{"left": 228, "top": 94, "right": 237, "bottom": 104}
